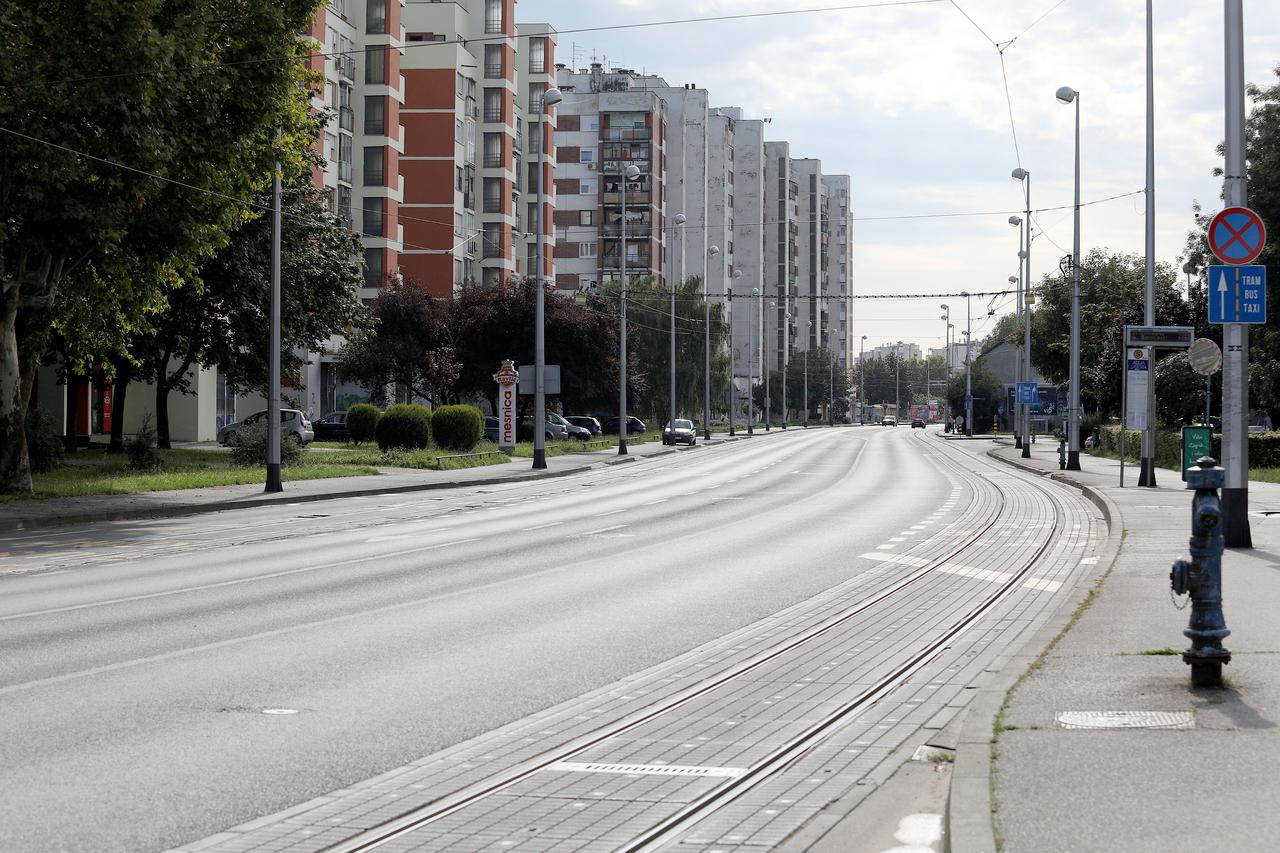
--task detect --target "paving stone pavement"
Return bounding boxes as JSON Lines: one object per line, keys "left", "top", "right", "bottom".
{"left": 172, "top": 433, "right": 1103, "bottom": 852}
{"left": 963, "top": 440, "right": 1280, "bottom": 853}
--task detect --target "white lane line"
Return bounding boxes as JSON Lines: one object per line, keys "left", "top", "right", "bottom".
{"left": 598, "top": 509, "right": 627, "bottom": 517}
{"left": 875, "top": 544, "right": 897, "bottom": 550}
{"left": 888, "top": 537, "right": 907, "bottom": 543}
{"left": 861, "top": 552, "right": 930, "bottom": 568}
{"left": 521, "top": 522, "right": 563, "bottom": 532}
{"left": 642, "top": 499, "right": 667, "bottom": 506}
{"left": 582, "top": 524, "right": 628, "bottom": 536}
{"left": 1023, "top": 578, "right": 1064, "bottom": 592}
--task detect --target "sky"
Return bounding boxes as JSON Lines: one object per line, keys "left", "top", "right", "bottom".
{"left": 517, "top": 0, "right": 1280, "bottom": 353}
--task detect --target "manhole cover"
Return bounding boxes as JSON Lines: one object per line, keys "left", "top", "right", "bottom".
{"left": 1055, "top": 710, "right": 1194, "bottom": 730}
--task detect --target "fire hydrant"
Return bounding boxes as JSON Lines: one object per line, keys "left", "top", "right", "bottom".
{"left": 1058, "top": 435, "right": 1067, "bottom": 470}
{"left": 1169, "top": 456, "right": 1231, "bottom": 688}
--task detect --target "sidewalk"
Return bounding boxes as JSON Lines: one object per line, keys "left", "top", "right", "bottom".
{"left": 0, "top": 437, "right": 743, "bottom": 532}
{"left": 950, "top": 439, "right": 1280, "bottom": 852}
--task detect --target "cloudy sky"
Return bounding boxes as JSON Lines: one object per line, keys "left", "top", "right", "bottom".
{"left": 519, "top": 0, "right": 1280, "bottom": 352}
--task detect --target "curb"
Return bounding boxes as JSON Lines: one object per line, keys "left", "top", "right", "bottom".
{"left": 947, "top": 449, "right": 1124, "bottom": 853}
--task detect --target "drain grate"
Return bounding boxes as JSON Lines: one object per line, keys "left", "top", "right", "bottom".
{"left": 1055, "top": 710, "right": 1194, "bottom": 730}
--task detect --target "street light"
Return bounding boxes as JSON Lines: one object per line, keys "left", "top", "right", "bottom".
{"left": 728, "top": 268, "right": 742, "bottom": 436}
{"left": 783, "top": 310, "right": 791, "bottom": 429}
{"left": 1057, "top": 85, "right": 1083, "bottom": 470}
{"left": 803, "top": 322, "right": 812, "bottom": 428}
{"left": 704, "top": 245, "right": 719, "bottom": 440}
{"left": 859, "top": 334, "right": 867, "bottom": 423}
{"left": 961, "top": 293, "right": 973, "bottom": 436}
{"left": 669, "top": 213, "right": 686, "bottom": 445}
{"left": 749, "top": 287, "right": 760, "bottom": 434}
{"left": 1012, "top": 167, "right": 1032, "bottom": 457}
{"left": 1008, "top": 215, "right": 1024, "bottom": 449}
{"left": 768, "top": 301, "right": 777, "bottom": 431}
{"left": 531, "top": 86, "right": 561, "bottom": 470}
{"left": 618, "top": 160, "right": 641, "bottom": 456}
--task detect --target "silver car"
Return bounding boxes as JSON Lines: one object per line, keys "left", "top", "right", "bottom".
{"left": 663, "top": 419, "right": 697, "bottom": 446}
{"left": 547, "top": 411, "right": 591, "bottom": 441}
{"left": 217, "top": 409, "right": 314, "bottom": 446}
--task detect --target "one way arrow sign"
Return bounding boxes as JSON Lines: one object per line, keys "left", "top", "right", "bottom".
{"left": 1208, "top": 264, "right": 1266, "bottom": 324}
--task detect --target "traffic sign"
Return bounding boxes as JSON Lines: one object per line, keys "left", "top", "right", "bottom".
{"left": 1123, "top": 326, "right": 1194, "bottom": 348}
{"left": 1208, "top": 265, "right": 1266, "bottom": 324}
{"left": 1016, "top": 381, "right": 1038, "bottom": 405}
{"left": 1188, "top": 337, "right": 1222, "bottom": 376}
{"left": 1209, "top": 206, "right": 1266, "bottom": 264}
{"left": 964, "top": 394, "right": 973, "bottom": 411}
{"left": 1125, "top": 347, "right": 1150, "bottom": 430}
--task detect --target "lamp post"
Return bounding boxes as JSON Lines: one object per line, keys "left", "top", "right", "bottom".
{"left": 265, "top": 149, "right": 283, "bottom": 493}
{"left": 894, "top": 340, "right": 902, "bottom": 421}
{"left": 1008, "top": 214, "right": 1024, "bottom": 448}
{"left": 767, "top": 301, "right": 775, "bottom": 431}
{"left": 962, "top": 294, "right": 972, "bottom": 436}
{"left": 859, "top": 334, "right": 867, "bottom": 424}
{"left": 669, "top": 212, "right": 686, "bottom": 443}
{"left": 618, "top": 161, "right": 641, "bottom": 456}
{"left": 782, "top": 310, "right": 791, "bottom": 429}
{"left": 531, "top": 87, "right": 561, "bottom": 470}
{"left": 803, "top": 322, "right": 811, "bottom": 428}
{"left": 1012, "top": 168, "right": 1032, "bottom": 457}
{"left": 1057, "top": 85, "right": 1083, "bottom": 471}
{"left": 749, "top": 287, "right": 759, "bottom": 434}
{"left": 728, "top": 269, "right": 742, "bottom": 436}
{"left": 703, "top": 245, "right": 719, "bottom": 440}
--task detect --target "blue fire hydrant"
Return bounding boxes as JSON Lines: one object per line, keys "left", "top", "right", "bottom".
{"left": 1058, "top": 435, "right": 1067, "bottom": 470}
{"left": 1169, "top": 456, "right": 1231, "bottom": 688}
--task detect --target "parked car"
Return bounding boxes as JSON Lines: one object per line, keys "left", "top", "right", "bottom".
{"left": 484, "top": 416, "right": 500, "bottom": 443}
{"left": 663, "top": 419, "right": 697, "bottom": 446}
{"left": 547, "top": 411, "right": 592, "bottom": 440}
{"left": 312, "top": 411, "right": 349, "bottom": 442}
{"left": 911, "top": 419, "right": 926, "bottom": 429}
{"left": 881, "top": 416, "right": 897, "bottom": 427}
{"left": 567, "top": 415, "right": 602, "bottom": 435}
{"left": 601, "top": 415, "right": 646, "bottom": 435}
{"left": 217, "top": 409, "right": 314, "bottom": 446}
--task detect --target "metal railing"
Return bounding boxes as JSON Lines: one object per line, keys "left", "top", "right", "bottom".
{"left": 433, "top": 449, "right": 507, "bottom": 468}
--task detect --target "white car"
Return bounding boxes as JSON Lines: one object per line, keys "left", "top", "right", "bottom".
{"left": 881, "top": 416, "right": 897, "bottom": 427}
{"left": 217, "top": 409, "right": 314, "bottom": 446}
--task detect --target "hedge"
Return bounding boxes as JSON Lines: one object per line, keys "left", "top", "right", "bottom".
{"left": 375, "top": 403, "right": 432, "bottom": 452}
{"left": 1097, "top": 425, "right": 1280, "bottom": 470}
{"left": 346, "top": 403, "right": 380, "bottom": 445}
{"left": 431, "top": 405, "right": 484, "bottom": 451}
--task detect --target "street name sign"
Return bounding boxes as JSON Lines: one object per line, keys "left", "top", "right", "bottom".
{"left": 1016, "top": 381, "right": 1038, "bottom": 405}
{"left": 1125, "top": 347, "right": 1150, "bottom": 430}
{"left": 1123, "top": 326, "right": 1195, "bottom": 348}
{"left": 1208, "top": 265, "right": 1266, "bottom": 324}
{"left": 1208, "top": 206, "right": 1266, "bottom": 264}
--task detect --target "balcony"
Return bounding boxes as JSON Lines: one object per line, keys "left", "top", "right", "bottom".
{"left": 337, "top": 53, "right": 355, "bottom": 80}
{"left": 483, "top": 153, "right": 503, "bottom": 168}
{"left": 483, "top": 108, "right": 503, "bottom": 123}
{"left": 338, "top": 160, "right": 352, "bottom": 183}
{"left": 602, "top": 160, "right": 650, "bottom": 175}
{"left": 603, "top": 191, "right": 650, "bottom": 205}
{"left": 338, "top": 106, "right": 353, "bottom": 132}
{"left": 602, "top": 254, "right": 652, "bottom": 269}
{"left": 603, "top": 223, "right": 652, "bottom": 238}
{"left": 483, "top": 196, "right": 503, "bottom": 214}
{"left": 603, "top": 127, "right": 651, "bottom": 142}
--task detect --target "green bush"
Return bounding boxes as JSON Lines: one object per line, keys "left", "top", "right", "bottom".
{"left": 229, "top": 420, "right": 306, "bottom": 466}
{"left": 431, "top": 405, "right": 484, "bottom": 451}
{"left": 23, "top": 408, "right": 64, "bottom": 473}
{"left": 1096, "top": 426, "right": 1280, "bottom": 471}
{"left": 126, "top": 415, "right": 164, "bottom": 471}
{"left": 346, "top": 403, "right": 380, "bottom": 445}
{"left": 375, "top": 403, "right": 432, "bottom": 452}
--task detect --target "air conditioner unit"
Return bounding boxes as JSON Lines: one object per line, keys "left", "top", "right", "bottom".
{"left": 586, "top": 163, "right": 596, "bottom": 171}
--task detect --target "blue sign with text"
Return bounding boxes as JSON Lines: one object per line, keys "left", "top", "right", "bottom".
{"left": 1016, "top": 381, "right": 1038, "bottom": 405}
{"left": 1208, "top": 264, "right": 1266, "bottom": 324}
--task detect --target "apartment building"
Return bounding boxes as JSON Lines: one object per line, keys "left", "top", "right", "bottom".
{"left": 823, "top": 174, "right": 854, "bottom": 370}
{"left": 865, "top": 342, "right": 923, "bottom": 362}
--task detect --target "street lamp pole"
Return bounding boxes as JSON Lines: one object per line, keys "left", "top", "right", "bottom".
{"left": 859, "top": 335, "right": 867, "bottom": 424}
{"left": 766, "top": 300, "right": 774, "bottom": 431}
{"left": 1058, "top": 85, "right": 1083, "bottom": 471}
{"left": 704, "top": 245, "right": 719, "bottom": 440}
{"left": 749, "top": 287, "right": 759, "bottom": 434}
{"left": 265, "top": 150, "right": 283, "bottom": 493}
{"left": 669, "top": 212, "right": 686, "bottom": 442}
{"left": 894, "top": 341, "right": 902, "bottom": 420}
{"left": 1140, "top": 0, "right": 1158, "bottom": 487}
{"left": 1008, "top": 216, "right": 1023, "bottom": 449}
{"left": 532, "top": 88, "right": 561, "bottom": 470}
{"left": 803, "top": 323, "right": 811, "bottom": 428}
{"left": 963, "top": 294, "right": 972, "bottom": 436}
{"left": 782, "top": 307, "right": 790, "bottom": 430}
{"left": 1013, "top": 168, "right": 1032, "bottom": 457}
{"left": 618, "top": 162, "right": 640, "bottom": 456}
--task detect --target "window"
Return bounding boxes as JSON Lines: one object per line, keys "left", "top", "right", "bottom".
{"left": 527, "top": 202, "right": 537, "bottom": 229}
{"left": 456, "top": 72, "right": 466, "bottom": 98}
{"left": 335, "top": 186, "right": 352, "bottom": 227}
{"left": 483, "top": 88, "right": 503, "bottom": 123}
{"left": 325, "top": 133, "right": 338, "bottom": 164}
{"left": 528, "top": 83, "right": 544, "bottom": 114}
{"left": 455, "top": 166, "right": 464, "bottom": 192}
{"left": 363, "top": 248, "right": 383, "bottom": 288}
{"left": 579, "top": 210, "right": 593, "bottom": 226}
{"left": 580, "top": 149, "right": 593, "bottom": 163}
{"left": 529, "top": 38, "right": 546, "bottom": 74}
{"left": 337, "top": 133, "right": 352, "bottom": 182}
{"left": 579, "top": 242, "right": 597, "bottom": 259}
{"left": 527, "top": 163, "right": 539, "bottom": 195}
{"left": 580, "top": 179, "right": 596, "bottom": 195}
{"left": 363, "top": 96, "right": 385, "bottom": 135}
{"left": 483, "top": 178, "right": 502, "bottom": 213}
{"left": 364, "top": 46, "right": 386, "bottom": 84}
{"left": 363, "top": 147, "right": 383, "bottom": 186}
{"left": 483, "top": 133, "right": 502, "bottom": 168}
{"left": 484, "top": 44, "right": 503, "bottom": 78}
{"left": 483, "top": 222, "right": 502, "bottom": 259}
{"left": 362, "top": 197, "right": 383, "bottom": 236}
{"left": 484, "top": 0, "right": 503, "bottom": 34}
{"left": 366, "top": 0, "right": 386, "bottom": 34}
{"left": 454, "top": 213, "right": 463, "bottom": 235}
{"left": 455, "top": 120, "right": 463, "bottom": 144}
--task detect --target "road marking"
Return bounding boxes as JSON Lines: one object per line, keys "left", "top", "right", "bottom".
{"left": 641, "top": 499, "right": 667, "bottom": 506}
{"left": 1023, "top": 578, "right": 1064, "bottom": 592}
{"left": 939, "top": 565, "right": 1010, "bottom": 584}
{"left": 547, "top": 762, "right": 746, "bottom": 778}
{"left": 521, "top": 522, "right": 563, "bottom": 532}
{"left": 598, "top": 509, "right": 627, "bottom": 517}
{"left": 888, "top": 537, "right": 907, "bottom": 542}
{"left": 862, "top": 553, "right": 931, "bottom": 568}
{"left": 582, "top": 524, "right": 628, "bottom": 536}
{"left": 875, "top": 544, "right": 897, "bottom": 550}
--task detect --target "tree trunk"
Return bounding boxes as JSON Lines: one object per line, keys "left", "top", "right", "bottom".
{"left": 0, "top": 283, "right": 32, "bottom": 493}
{"left": 109, "top": 371, "right": 130, "bottom": 453}
{"left": 155, "top": 380, "right": 172, "bottom": 449}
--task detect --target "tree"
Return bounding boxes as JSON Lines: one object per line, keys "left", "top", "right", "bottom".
{"left": 1, "top": 0, "right": 321, "bottom": 491}
{"left": 769, "top": 347, "right": 849, "bottom": 422}
{"left": 1156, "top": 351, "right": 1211, "bottom": 425}
{"left": 947, "top": 362, "right": 1005, "bottom": 433}
{"left": 338, "top": 279, "right": 456, "bottom": 408}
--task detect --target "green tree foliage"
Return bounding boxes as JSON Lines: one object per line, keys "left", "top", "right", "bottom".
{"left": 1156, "top": 351, "right": 1212, "bottom": 425}
{"left": 345, "top": 403, "right": 380, "bottom": 446}
{"left": 854, "top": 354, "right": 947, "bottom": 412}
{"left": 947, "top": 362, "right": 1005, "bottom": 433}
{"left": 0, "top": 0, "right": 322, "bottom": 492}
{"left": 338, "top": 279, "right": 457, "bottom": 407}
{"left": 431, "top": 405, "right": 484, "bottom": 451}
{"left": 375, "top": 404, "right": 432, "bottom": 452}
{"left": 761, "top": 347, "right": 850, "bottom": 422}
{"left": 1028, "top": 249, "right": 1186, "bottom": 419}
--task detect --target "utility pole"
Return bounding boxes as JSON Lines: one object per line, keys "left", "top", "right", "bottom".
{"left": 964, "top": 295, "right": 973, "bottom": 437}
{"left": 265, "top": 152, "right": 282, "bottom": 493}
{"left": 1139, "top": 0, "right": 1158, "bottom": 486}
{"left": 669, "top": 213, "right": 685, "bottom": 445}
{"left": 1222, "top": 0, "right": 1252, "bottom": 546}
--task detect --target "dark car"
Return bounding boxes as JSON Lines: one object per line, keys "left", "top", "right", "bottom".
{"left": 601, "top": 415, "right": 646, "bottom": 435}
{"left": 911, "top": 419, "right": 926, "bottom": 429}
{"left": 313, "top": 411, "right": 349, "bottom": 442}
{"left": 484, "top": 416, "right": 500, "bottom": 443}
{"left": 663, "top": 419, "right": 697, "bottom": 446}
{"left": 567, "top": 415, "right": 602, "bottom": 435}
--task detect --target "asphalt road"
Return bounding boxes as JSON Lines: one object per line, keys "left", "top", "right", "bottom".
{"left": 1, "top": 426, "right": 958, "bottom": 852}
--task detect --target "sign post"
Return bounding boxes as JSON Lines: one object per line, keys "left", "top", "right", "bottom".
{"left": 493, "top": 359, "right": 519, "bottom": 454}
{"left": 1182, "top": 425, "right": 1213, "bottom": 482}
{"left": 1016, "top": 381, "right": 1038, "bottom": 407}
{"left": 1189, "top": 337, "right": 1223, "bottom": 427}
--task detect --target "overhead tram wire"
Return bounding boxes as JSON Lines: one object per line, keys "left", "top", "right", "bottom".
{"left": 3, "top": 0, "right": 949, "bottom": 92}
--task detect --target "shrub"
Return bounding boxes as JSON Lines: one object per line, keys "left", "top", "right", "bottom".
{"left": 375, "top": 403, "right": 432, "bottom": 452}
{"left": 23, "top": 408, "right": 64, "bottom": 473}
{"left": 346, "top": 403, "right": 380, "bottom": 445}
{"left": 126, "top": 415, "right": 164, "bottom": 472}
{"left": 229, "top": 420, "right": 307, "bottom": 467}
{"left": 432, "top": 405, "right": 484, "bottom": 451}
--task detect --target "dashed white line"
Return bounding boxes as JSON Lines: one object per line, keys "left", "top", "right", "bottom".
{"left": 521, "top": 522, "right": 563, "bottom": 532}
{"left": 582, "top": 524, "right": 628, "bottom": 536}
